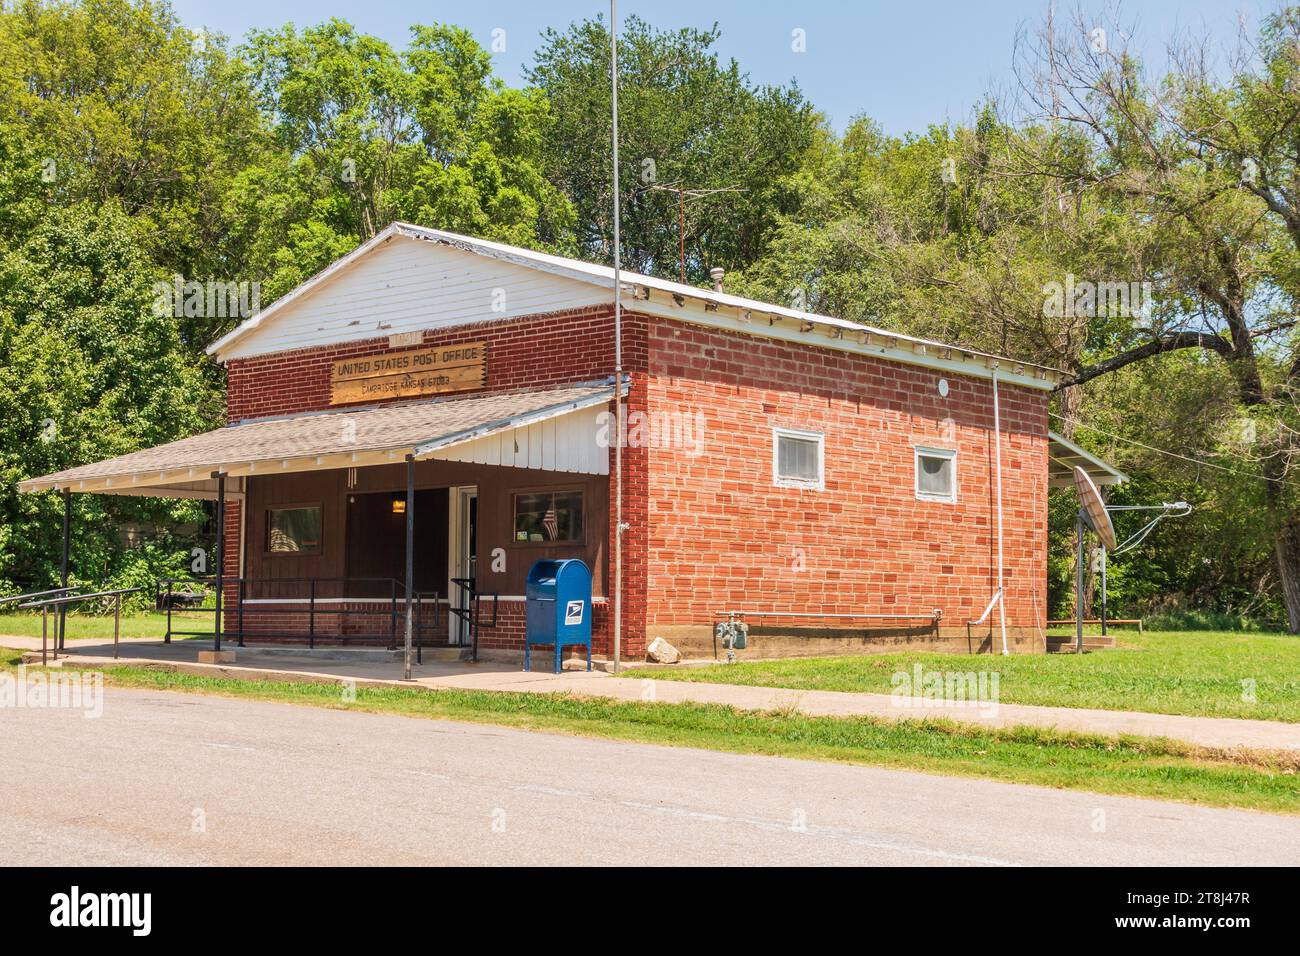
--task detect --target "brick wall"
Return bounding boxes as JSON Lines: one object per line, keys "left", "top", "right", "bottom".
{"left": 220, "top": 303, "right": 1050, "bottom": 656}
{"left": 226, "top": 305, "right": 621, "bottom": 423}
{"left": 641, "top": 319, "right": 1048, "bottom": 651}
{"left": 222, "top": 306, "right": 645, "bottom": 656}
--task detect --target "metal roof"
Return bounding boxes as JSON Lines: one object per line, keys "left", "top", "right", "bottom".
{"left": 1048, "top": 431, "right": 1128, "bottom": 488}
{"left": 206, "top": 222, "right": 1066, "bottom": 390}
{"left": 19, "top": 384, "right": 615, "bottom": 498}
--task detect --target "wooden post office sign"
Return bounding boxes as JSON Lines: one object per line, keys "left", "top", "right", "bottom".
{"left": 330, "top": 341, "right": 487, "bottom": 405}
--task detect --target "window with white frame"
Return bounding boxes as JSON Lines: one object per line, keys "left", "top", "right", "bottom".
{"left": 773, "top": 428, "right": 824, "bottom": 489}
{"left": 915, "top": 446, "right": 957, "bottom": 502}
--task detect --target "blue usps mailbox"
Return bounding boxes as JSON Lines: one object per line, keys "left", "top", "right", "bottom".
{"left": 524, "top": 559, "right": 592, "bottom": 673}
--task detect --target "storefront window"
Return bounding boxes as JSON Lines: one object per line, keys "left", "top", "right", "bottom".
{"left": 513, "top": 491, "right": 583, "bottom": 544}
{"left": 267, "top": 505, "right": 322, "bottom": 553}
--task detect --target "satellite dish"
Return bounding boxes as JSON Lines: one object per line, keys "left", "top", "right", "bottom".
{"left": 1073, "top": 466, "right": 1117, "bottom": 551}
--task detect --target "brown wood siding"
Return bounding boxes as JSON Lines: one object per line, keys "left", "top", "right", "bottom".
{"left": 244, "top": 460, "right": 608, "bottom": 598}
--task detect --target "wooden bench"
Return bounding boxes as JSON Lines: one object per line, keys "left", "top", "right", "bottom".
{"left": 1047, "top": 618, "right": 1143, "bottom": 633}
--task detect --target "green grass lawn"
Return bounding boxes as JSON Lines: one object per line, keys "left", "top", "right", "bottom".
{"left": 0, "top": 610, "right": 212, "bottom": 641}
{"left": 2, "top": 646, "right": 1297, "bottom": 815}
{"left": 628, "top": 631, "right": 1300, "bottom": 723}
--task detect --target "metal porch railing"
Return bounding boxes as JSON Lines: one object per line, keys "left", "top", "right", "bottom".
{"left": 447, "top": 577, "right": 498, "bottom": 663}
{"left": 1, "top": 587, "right": 80, "bottom": 650}
{"left": 157, "top": 577, "right": 463, "bottom": 658}
{"left": 17, "top": 588, "right": 144, "bottom": 664}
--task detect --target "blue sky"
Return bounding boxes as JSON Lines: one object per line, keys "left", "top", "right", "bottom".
{"left": 171, "top": 0, "right": 1276, "bottom": 134}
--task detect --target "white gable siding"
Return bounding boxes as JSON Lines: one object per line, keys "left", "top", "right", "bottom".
{"left": 223, "top": 236, "right": 609, "bottom": 361}
{"left": 426, "top": 404, "right": 608, "bottom": 475}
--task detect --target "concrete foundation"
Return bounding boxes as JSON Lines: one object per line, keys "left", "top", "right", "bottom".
{"left": 646, "top": 623, "right": 1047, "bottom": 661}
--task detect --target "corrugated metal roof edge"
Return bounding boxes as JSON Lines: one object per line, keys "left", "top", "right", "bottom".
{"left": 1048, "top": 430, "right": 1129, "bottom": 485}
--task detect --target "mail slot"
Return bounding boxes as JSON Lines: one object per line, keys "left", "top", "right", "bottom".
{"left": 524, "top": 558, "right": 592, "bottom": 673}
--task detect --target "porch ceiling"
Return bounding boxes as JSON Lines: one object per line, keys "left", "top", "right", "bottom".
{"left": 18, "top": 383, "right": 616, "bottom": 498}
{"left": 1048, "top": 430, "right": 1128, "bottom": 488}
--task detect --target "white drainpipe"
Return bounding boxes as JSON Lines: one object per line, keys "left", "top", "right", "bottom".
{"left": 992, "top": 365, "right": 1009, "bottom": 655}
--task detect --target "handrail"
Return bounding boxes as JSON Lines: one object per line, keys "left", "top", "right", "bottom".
{"left": 18, "top": 587, "right": 144, "bottom": 665}
{"left": 17, "top": 587, "right": 142, "bottom": 610}
{"left": 0, "top": 586, "right": 79, "bottom": 608}
{"left": 1, "top": 588, "right": 80, "bottom": 654}
{"left": 412, "top": 590, "right": 443, "bottom": 664}
{"left": 449, "top": 577, "right": 497, "bottom": 663}
{"left": 156, "top": 576, "right": 493, "bottom": 652}
{"left": 164, "top": 576, "right": 429, "bottom": 647}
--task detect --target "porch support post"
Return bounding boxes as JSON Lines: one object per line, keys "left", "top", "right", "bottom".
{"left": 213, "top": 471, "right": 225, "bottom": 652}
{"left": 1075, "top": 510, "right": 1085, "bottom": 654}
{"left": 59, "top": 488, "right": 70, "bottom": 650}
{"left": 403, "top": 455, "right": 415, "bottom": 680}
{"left": 1100, "top": 547, "right": 1108, "bottom": 637}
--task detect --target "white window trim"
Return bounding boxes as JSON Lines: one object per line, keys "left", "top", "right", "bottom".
{"left": 773, "top": 427, "right": 825, "bottom": 491}
{"left": 914, "top": 445, "right": 958, "bottom": 503}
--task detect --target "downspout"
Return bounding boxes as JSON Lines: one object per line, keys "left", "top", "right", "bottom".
{"left": 992, "top": 366, "right": 1009, "bottom": 655}
{"left": 610, "top": 0, "right": 624, "bottom": 674}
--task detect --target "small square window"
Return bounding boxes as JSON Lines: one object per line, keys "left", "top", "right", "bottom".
{"left": 915, "top": 447, "right": 956, "bottom": 502}
{"left": 267, "top": 506, "right": 322, "bottom": 553}
{"left": 773, "top": 428, "right": 824, "bottom": 489}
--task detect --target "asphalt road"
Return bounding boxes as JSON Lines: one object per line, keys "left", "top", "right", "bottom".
{"left": 1, "top": 686, "right": 1296, "bottom": 866}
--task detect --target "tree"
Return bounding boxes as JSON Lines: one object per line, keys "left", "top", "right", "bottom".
{"left": 1006, "top": 9, "right": 1300, "bottom": 631}
{"left": 0, "top": 199, "right": 213, "bottom": 592}
{"left": 233, "top": 19, "right": 575, "bottom": 310}
{"left": 0, "top": 0, "right": 268, "bottom": 350}
{"left": 526, "top": 15, "right": 823, "bottom": 282}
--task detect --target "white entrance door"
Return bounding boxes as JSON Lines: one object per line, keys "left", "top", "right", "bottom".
{"left": 447, "top": 486, "right": 478, "bottom": 645}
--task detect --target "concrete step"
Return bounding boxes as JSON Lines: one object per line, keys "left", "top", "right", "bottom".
{"left": 236, "top": 645, "right": 399, "bottom": 663}
{"left": 235, "top": 644, "right": 470, "bottom": 663}
{"left": 419, "top": 646, "right": 471, "bottom": 662}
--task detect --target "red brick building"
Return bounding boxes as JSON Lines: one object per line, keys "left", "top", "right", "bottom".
{"left": 21, "top": 223, "right": 1124, "bottom": 660}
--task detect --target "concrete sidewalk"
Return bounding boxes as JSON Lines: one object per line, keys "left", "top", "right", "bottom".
{"left": 15, "top": 639, "right": 1300, "bottom": 754}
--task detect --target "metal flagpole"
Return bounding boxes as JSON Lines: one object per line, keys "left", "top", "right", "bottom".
{"left": 611, "top": 0, "right": 624, "bottom": 674}
{"left": 404, "top": 455, "right": 415, "bottom": 680}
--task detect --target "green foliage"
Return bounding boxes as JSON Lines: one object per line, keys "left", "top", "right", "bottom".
{"left": 632, "top": 630, "right": 1300, "bottom": 723}
{"left": 526, "top": 15, "right": 823, "bottom": 281}
{"left": 0, "top": 200, "right": 211, "bottom": 593}
{"left": 0, "top": 0, "right": 1296, "bottom": 629}
{"left": 34, "top": 660, "right": 1300, "bottom": 813}
{"left": 234, "top": 19, "right": 576, "bottom": 304}
{"left": 104, "top": 535, "right": 198, "bottom": 612}
{"left": 0, "top": 0, "right": 267, "bottom": 346}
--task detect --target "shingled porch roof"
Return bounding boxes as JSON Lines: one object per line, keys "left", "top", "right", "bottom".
{"left": 18, "top": 384, "right": 616, "bottom": 499}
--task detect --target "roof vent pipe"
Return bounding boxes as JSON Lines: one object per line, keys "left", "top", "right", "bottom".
{"left": 709, "top": 267, "right": 725, "bottom": 291}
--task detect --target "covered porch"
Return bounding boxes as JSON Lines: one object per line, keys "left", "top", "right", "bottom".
{"left": 18, "top": 383, "right": 618, "bottom": 673}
